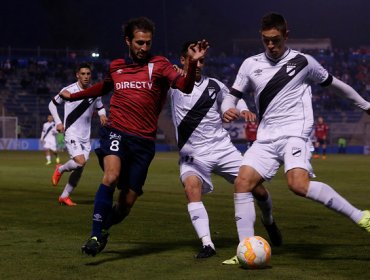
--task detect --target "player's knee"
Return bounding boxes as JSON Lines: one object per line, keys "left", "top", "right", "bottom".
{"left": 252, "top": 184, "right": 268, "bottom": 200}
{"left": 74, "top": 157, "right": 87, "bottom": 166}
{"left": 103, "top": 171, "right": 120, "bottom": 186}
{"left": 235, "top": 176, "right": 255, "bottom": 192}
{"left": 287, "top": 181, "right": 308, "bottom": 197}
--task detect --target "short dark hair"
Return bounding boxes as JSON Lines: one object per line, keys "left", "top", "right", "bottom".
{"left": 76, "top": 62, "right": 91, "bottom": 72}
{"left": 261, "top": 13, "right": 288, "bottom": 34}
{"left": 123, "top": 17, "right": 155, "bottom": 40}
{"left": 180, "top": 40, "right": 198, "bottom": 57}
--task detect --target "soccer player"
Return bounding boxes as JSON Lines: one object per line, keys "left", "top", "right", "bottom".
{"left": 221, "top": 13, "right": 370, "bottom": 263}
{"left": 313, "top": 116, "right": 329, "bottom": 159}
{"left": 59, "top": 17, "right": 209, "bottom": 256}
{"left": 49, "top": 63, "right": 107, "bottom": 206}
{"left": 169, "top": 41, "right": 281, "bottom": 258}
{"left": 40, "top": 114, "right": 60, "bottom": 165}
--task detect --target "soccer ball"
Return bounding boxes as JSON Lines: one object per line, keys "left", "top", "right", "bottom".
{"left": 236, "top": 236, "right": 271, "bottom": 269}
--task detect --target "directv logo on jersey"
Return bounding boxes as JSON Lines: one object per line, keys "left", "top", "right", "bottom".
{"left": 109, "top": 132, "right": 122, "bottom": 141}
{"left": 115, "top": 81, "right": 153, "bottom": 90}
{"left": 286, "top": 62, "right": 296, "bottom": 76}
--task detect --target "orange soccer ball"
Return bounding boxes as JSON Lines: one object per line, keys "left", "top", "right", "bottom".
{"left": 236, "top": 236, "right": 271, "bottom": 269}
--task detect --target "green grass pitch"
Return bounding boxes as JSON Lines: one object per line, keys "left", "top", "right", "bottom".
{"left": 0, "top": 151, "right": 370, "bottom": 279}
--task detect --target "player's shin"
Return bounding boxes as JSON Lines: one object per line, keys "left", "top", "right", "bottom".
{"left": 234, "top": 192, "right": 256, "bottom": 241}
{"left": 91, "top": 184, "right": 115, "bottom": 238}
{"left": 306, "top": 181, "right": 363, "bottom": 222}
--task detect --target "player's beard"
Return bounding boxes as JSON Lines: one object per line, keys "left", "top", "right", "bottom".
{"left": 133, "top": 50, "right": 149, "bottom": 63}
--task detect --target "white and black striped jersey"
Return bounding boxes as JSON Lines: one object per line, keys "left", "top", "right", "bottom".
{"left": 170, "top": 75, "right": 246, "bottom": 155}
{"left": 40, "top": 120, "right": 57, "bottom": 142}
{"left": 51, "top": 82, "right": 105, "bottom": 142}
{"left": 233, "top": 48, "right": 330, "bottom": 141}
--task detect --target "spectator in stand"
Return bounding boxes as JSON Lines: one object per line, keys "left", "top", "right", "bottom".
{"left": 313, "top": 116, "right": 329, "bottom": 159}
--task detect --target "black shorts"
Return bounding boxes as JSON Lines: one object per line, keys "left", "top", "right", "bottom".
{"left": 317, "top": 138, "right": 327, "bottom": 145}
{"left": 95, "top": 126, "right": 155, "bottom": 196}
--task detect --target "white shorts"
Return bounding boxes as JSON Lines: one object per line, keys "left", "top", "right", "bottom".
{"left": 43, "top": 140, "right": 57, "bottom": 152}
{"left": 64, "top": 135, "right": 91, "bottom": 160}
{"left": 241, "top": 136, "right": 314, "bottom": 181}
{"left": 179, "top": 143, "right": 242, "bottom": 194}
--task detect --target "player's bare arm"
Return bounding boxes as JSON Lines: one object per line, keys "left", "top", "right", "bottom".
{"left": 100, "top": 115, "right": 108, "bottom": 125}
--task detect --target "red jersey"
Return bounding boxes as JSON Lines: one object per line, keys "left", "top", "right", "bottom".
{"left": 245, "top": 122, "right": 258, "bottom": 141}
{"left": 107, "top": 56, "right": 179, "bottom": 139}
{"left": 70, "top": 55, "right": 197, "bottom": 140}
{"left": 315, "top": 122, "right": 329, "bottom": 139}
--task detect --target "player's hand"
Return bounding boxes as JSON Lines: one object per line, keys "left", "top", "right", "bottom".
{"left": 223, "top": 108, "right": 239, "bottom": 123}
{"left": 100, "top": 115, "right": 108, "bottom": 126}
{"left": 173, "top": 65, "right": 186, "bottom": 76}
{"left": 188, "top": 39, "right": 210, "bottom": 62}
{"left": 59, "top": 90, "right": 71, "bottom": 100}
{"left": 240, "top": 110, "right": 257, "bottom": 122}
{"left": 56, "top": 123, "right": 64, "bottom": 133}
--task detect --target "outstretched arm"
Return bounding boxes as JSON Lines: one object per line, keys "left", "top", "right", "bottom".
{"left": 59, "top": 79, "right": 114, "bottom": 101}
{"left": 329, "top": 77, "right": 370, "bottom": 114}
{"left": 173, "top": 40, "right": 210, "bottom": 93}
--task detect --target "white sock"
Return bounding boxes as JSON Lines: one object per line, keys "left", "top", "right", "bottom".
{"left": 306, "top": 181, "right": 363, "bottom": 223}
{"left": 60, "top": 183, "right": 75, "bottom": 198}
{"left": 256, "top": 191, "right": 273, "bottom": 225}
{"left": 59, "top": 160, "right": 82, "bottom": 173}
{"left": 234, "top": 192, "right": 255, "bottom": 242}
{"left": 187, "top": 202, "right": 214, "bottom": 248}
{"left": 46, "top": 155, "right": 51, "bottom": 162}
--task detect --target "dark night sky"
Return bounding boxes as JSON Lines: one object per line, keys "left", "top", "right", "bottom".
{"left": 2, "top": 0, "right": 370, "bottom": 58}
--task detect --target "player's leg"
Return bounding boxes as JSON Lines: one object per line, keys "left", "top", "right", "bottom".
{"left": 58, "top": 166, "right": 84, "bottom": 206}
{"left": 45, "top": 148, "right": 52, "bottom": 165}
{"left": 183, "top": 172, "right": 216, "bottom": 258}
{"left": 58, "top": 143, "right": 90, "bottom": 205}
{"left": 103, "top": 134, "right": 155, "bottom": 231}
{"left": 234, "top": 165, "right": 262, "bottom": 241}
{"left": 82, "top": 154, "right": 120, "bottom": 256}
{"left": 52, "top": 137, "right": 85, "bottom": 186}
{"left": 285, "top": 137, "right": 370, "bottom": 232}
{"left": 313, "top": 140, "right": 320, "bottom": 158}
{"left": 287, "top": 168, "right": 369, "bottom": 229}
{"left": 322, "top": 141, "right": 327, "bottom": 159}
{"left": 252, "top": 184, "right": 282, "bottom": 246}
{"left": 215, "top": 144, "right": 282, "bottom": 246}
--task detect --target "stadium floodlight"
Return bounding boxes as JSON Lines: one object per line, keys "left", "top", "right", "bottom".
{"left": 91, "top": 52, "right": 100, "bottom": 58}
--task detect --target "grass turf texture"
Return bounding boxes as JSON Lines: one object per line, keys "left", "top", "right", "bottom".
{"left": 0, "top": 151, "right": 370, "bottom": 280}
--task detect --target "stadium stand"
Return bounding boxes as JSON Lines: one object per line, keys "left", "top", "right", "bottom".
{"left": 1, "top": 47, "right": 370, "bottom": 146}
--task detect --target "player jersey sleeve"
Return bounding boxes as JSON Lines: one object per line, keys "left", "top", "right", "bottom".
{"left": 305, "top": 54, "right": 331, "bottom": 85}
{"left": 95, "top": 97, "right": 106, "bottom": 116}
{"left": 232, "top": 59, "right": 251, "bottom": 93}
{"left": 68, "top": 78, "right": 113, "bottom": 101}
{"left": 40, "top": 124, "right": 45, "bottom": 139}
{"left": 171, "top": 60, "right": 197, "bottom": 93}
{"left": 49, "top": 93, "right": 63, "bottom": 125}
